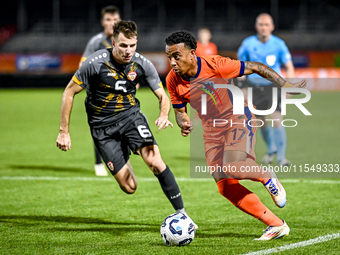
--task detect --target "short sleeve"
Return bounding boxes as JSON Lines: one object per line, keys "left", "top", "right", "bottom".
{"left": 73, "top": 57, "right": 97, "bottom": 89}
{"left": 216, "top": 56, "right": 244, "bottom": 78}
{"left": 140, "top": 55, "right": 163, "bottom": 91}
{"left": 166, "top": 71, "right": 187, "bottom": 108}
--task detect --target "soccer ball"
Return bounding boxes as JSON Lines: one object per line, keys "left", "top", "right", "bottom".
{"left": 160, "top": 213, "right": 196, "bottom": 246}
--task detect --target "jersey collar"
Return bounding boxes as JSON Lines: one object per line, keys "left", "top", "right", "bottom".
{"left": 181, "top": 56, "right": 201, "bottom": 81}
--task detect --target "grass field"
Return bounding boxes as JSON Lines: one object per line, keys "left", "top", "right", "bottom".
{"left": 0, "top": 88, "right": 339, "bottom": 254}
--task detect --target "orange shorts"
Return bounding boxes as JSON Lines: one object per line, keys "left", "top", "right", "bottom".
{"left": 202, "top": 112, "right": 257, "bottom": 168}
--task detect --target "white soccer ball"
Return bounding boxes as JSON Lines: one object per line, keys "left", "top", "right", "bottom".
{"left": 160, "top": 213, "right": 196, "bottom": 246}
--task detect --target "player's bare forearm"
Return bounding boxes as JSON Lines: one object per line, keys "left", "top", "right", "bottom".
{"left": 59, "top": 80, "right": 82, "bottom": 133}
{"left": 56, "top": 80, "right": 83, "bottom": 151}
{"left": 153, "top": 88, "right": 173, "bottom": 130}
{"left": 285, "top": 60, "right": 295, "bottom": 79}
{"left": 244, "top": 61, "right": 287, "bottom": 88}
{"left": 174, "top": 108, "right": 189, "bottom": 127}
{"left": 174, "top": 107, "right": 192, "bottom": 137}
{"left": 244, "top": 61, "right": 306, "bottom": 92}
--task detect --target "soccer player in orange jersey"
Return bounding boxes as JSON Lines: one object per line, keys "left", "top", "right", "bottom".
{"left": 165, "top": 31, "right": 307, "bottom": 240}
{"left": 196, "top": 28, "right": 218, "bottom": 56}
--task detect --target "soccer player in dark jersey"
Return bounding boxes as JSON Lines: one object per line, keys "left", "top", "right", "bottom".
{"left": 80, "top": 5, "right": 121, "bottom": 65}
{"left": 56, "top": 21, "right": 197, "bottom": 225}
{"left": 80, "top": 5, "right": 121, "bottom": 176}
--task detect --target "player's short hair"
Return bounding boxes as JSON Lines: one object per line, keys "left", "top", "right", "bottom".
{"left": 113, "top": 21, "right": 138, "bottom": 40}
{"left": 101, "top": 5, "right": 120, "bottom": 18}
{"left": 165, "top": 30, "right": 197, "bottom": 50}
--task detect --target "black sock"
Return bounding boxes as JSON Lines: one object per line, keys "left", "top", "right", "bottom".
{"left": 155, "top": 165, "right": 184, "bottom": 211}
{"left": 94, "top": 145, "right": 102, "bottom": 164}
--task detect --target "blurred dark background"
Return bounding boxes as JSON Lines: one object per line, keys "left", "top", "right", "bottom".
{"left": 1, "top": 0, "right": 340, "bottom": 88}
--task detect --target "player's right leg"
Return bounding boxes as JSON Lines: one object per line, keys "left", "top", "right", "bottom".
{"left": 91, "top": 125, "right": 137, "bottom": 194}
{"left": 113, "top": 160, "right": 137, "bottom": 194}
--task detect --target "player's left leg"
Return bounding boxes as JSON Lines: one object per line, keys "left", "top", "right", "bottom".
{"left": 137, "top": 145, "right": 184, "bottom": 213}
{"left": 222, "top": 122, "right": 286, "bottom": 208}
{"left": 212, "top": 150, "right": 289, "bottom": 240}
{"left": 127, "top": 111, "right": 189, "bottom": 215}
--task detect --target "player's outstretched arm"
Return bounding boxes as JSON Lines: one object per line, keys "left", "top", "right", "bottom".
{"left": 174, "top": 107, "right": 192, "bottom": 137}
{"left": 244, "top": 61, "right": 306, "bottom": 92}
{"left": 153, "top": 88, "right": 174, "bottom": 131}
{"left": 56, "top": 80, "right": 83, "bottom": 151}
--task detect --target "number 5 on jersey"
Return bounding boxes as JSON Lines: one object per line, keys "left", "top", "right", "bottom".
{"left": 115, "top": 81, "right": 127, "bottom": 93}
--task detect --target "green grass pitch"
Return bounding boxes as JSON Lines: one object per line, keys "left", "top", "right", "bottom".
{"left": 0, "top": 87, "right": 339, "bottom": 254}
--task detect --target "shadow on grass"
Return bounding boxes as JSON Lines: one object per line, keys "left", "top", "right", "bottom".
{"left": 8, "top": 165, "right": 90, "bottom": 173}
{"left": 196, "top": 232, "right": 259, "bottom": 238}
{"left": 0, "top": 215, "right": 157, "bottom": 227}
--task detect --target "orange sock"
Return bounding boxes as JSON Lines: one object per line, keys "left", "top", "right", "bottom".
{"left": 217, "top": 178, "right": 282, "bottom": 226}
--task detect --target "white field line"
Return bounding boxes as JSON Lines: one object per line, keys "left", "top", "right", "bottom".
{"left": 241, "top": 232, "right": 340, "bottom": 255}
{"left": 1, "top": 176, "right": 340, "bottom": 184}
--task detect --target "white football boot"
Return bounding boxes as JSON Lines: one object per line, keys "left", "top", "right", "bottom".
{"left": 264, "top": 176, "right": 286, "bottom": 208}
{"left": 254, "top": 220, "right": 290, "bottom": 241}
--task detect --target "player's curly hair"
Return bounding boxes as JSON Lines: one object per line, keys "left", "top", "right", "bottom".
{"left": 113, "top": 20, "right": 138, "bottom": 40}
{"left": 165, "top": 30, "right": 197, "bottom": 50}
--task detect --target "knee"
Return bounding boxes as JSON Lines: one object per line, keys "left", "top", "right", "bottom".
{"left": 119, "top": 182, "right": 137, "bottom": 194}
{"left": 146, "top": 158, "right": 165, "bottom": 174}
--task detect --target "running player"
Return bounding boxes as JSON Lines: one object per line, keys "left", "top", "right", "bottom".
{"left": 165, "top": 30, "right": 306, "bottom": 240}
{"left": 56, "top": 21, "right": 197, "bottom": 224}
{"left": 237, "top": 13, "right": 295, "bottom": 166}
{"left": 80, "top": 5, "right": 121, "bottom": 176}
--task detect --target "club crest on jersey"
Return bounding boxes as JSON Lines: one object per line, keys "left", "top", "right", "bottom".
{"left": 107, "top": 161, "right": 114, "bottom": 171}
{"left": 128, "top": 71, "right": 137, "bottom": 81}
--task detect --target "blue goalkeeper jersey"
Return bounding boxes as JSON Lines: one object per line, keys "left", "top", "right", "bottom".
{"left": 237, "top": 35, "right": 292, "bottom": 85}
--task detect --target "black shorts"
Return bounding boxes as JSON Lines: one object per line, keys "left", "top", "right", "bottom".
{"left": 90, "top": 110, "right": 157, "bottom": 175}
{"left": 246, "top": 81, "right": 282, "bottom": 113}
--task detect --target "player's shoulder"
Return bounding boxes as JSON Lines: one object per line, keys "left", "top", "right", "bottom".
{"left": 270, "top": 35, "right": 286, "bottom": 45}
{"left": 200, "top": 55, "right": 234, "bottom": 66}
{"left": 82, "top": 49, "right": 111, "bottom": 67}
{"left": 242, "top": 35, "right": 258, "bottom": 45}
{"left": 131, "top": 52, "right": 155, "bottom": 69}
{"left": 87, "top": 32, "right": 106, "bottom": 45}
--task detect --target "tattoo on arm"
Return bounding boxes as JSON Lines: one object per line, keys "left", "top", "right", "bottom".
{"left": 245, "top": 61, "right": 286, "bottom": 88}
{"left": 175, "top": 109, "right": 189, "bottom": 127}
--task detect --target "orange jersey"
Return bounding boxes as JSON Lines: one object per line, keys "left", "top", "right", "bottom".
{"left": 166, "top": 55, "right": 256, "bottom": 163}
{"left": 196, "top": 41, "right": 218, "bottom": 56}
{"left": 166, "top": 55, "right": 246, "bottom": 121}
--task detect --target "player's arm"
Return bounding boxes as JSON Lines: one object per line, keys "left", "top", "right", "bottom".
{"left": 243, "top": 61, "right": 306, "bottom": 91}
{"left": 174, "top": 107, "right": 192, "bottom": 137}
{"left": 56, "top": 79, "right": 83, "bottom": 151}
{"left": 284, "top": 60, "right": 295, "bottom": 79}
{"left": 152, "top": 88, "right": 174, "bottom": 131}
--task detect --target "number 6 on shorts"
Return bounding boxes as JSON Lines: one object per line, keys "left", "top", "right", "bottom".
{"left": 137, "top": 125, "right": 152, "bottom": 138}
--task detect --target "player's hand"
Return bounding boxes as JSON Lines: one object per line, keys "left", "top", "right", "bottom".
{"left": 56, "top": 132, "right": 71, "bottom": 151}
{"left": 180, "top": 122, "right": 193, "bottom": 137}
{"left": 155, "top": 116, "right": 174, "bottom": 131}
{"left": 287, "top": 79, "right": 307, "bottom": 95}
